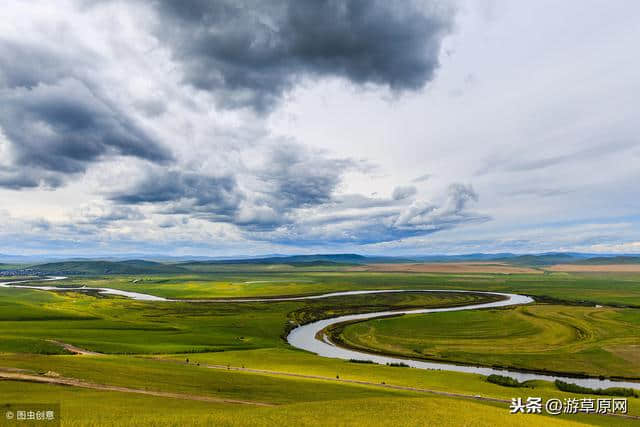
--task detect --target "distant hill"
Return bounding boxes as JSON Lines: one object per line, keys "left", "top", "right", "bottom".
{"left": 410, "top": 253, "right": 517, "bottom": 262}
{"left": 571, "top": 256, "right": 640, "bottom": 265}
{"left": 496, "top": 253, "right": 584, "bottom": 266}
{"left": 181, "top": 254, "right": 414, "bottom": 267}
{"left": 498, "top": 253, "right": 640, "bottom": 266}
{"left": 3, "top": 252, "right": 640, "bottom": 275}
{"left": 31, "top": 260, "right": 187, "bottom": 275}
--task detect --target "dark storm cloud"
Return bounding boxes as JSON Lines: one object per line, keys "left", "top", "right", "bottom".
{"left": 0, "top": 169, "right": 64, "bottom": 190}
{"left": 110, "top": 160, "right": 485, "bottom": 246}
{"left": 0, "top": 41, "right": 172, "bottom": 189}
{"left": 147, "top": 0, "right": 453, "bottom": 111}
{"left": 108, "top": 143, "right": 359, "bottom": 229}
{"left": 2, "top": 79, "right": 171, "bottom": 173}
{"left": 257, "top": 143, "right": 355, "bottom": 209}
{"left": 109, "top": 169, "right": 243, "bottom": 221}
{"left": 0, "top": 40, "right": 85, "bottom": 89}
{"left": 225, "top": 143, "right": 362, "bottom": 230}
{"left": 0, "top": 0, "right": 476, "bottom": 249}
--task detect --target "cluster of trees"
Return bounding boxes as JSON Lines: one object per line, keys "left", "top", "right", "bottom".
{"left": 486, "top": 374, "right": 532, "bottom": 388}
{"left": 555, "top": 380, "right": 638, "bottom": 397}
{"left": 386, "top": 362, "right": 410, "bottom": 368}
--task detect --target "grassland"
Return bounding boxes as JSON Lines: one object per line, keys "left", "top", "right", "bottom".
{"left": 548, "top": 264, "right": 640, "bottom": 272}
{"left": 350, "top": 262, "right": 542, "bottom": 274}
{"left": 24, "top": 270, "right": 640, "bottom": 306}
{"left": 0, "top": 287, "right": 498, "bottom": 355}
{"left": 334, "top": 304, "right": 640, "bottom": 378}
{"left": 1, "top": 381, "right": 600, "bottom": 427}
{"left": 1, "top": 269, "right": 639, "bottom": 425}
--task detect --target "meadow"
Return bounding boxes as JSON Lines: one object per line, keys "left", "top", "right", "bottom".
{"left": 1, "top": 269, "right": 639, "bottom": 425}
{"left": 334, "top": 304, "right": 640, "bottom": 378}
{"left": 28, "top": 270, "right": 640, "bottom": 306}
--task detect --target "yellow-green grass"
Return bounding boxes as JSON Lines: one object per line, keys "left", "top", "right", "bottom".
{"left": 0, "top": 382, "right": 599, "bottom": 427}
{"left": 0, "top": 354, "right": 422, "bottom": 404}
{"left": 25, "top": 270, "right": 640, "bottom": 306}
{"left": 155, "top": 348, "right": 640, "bottom": 417}
{"left": 0, "top": 288, "right": 495, "bottom": 355}
{"left": 4, "top": 271, "right": 640, "bottom": 426}
{"left": 1, "top": 353, "right": 634, "bottom": 426}
{"left": 286, "top": 291, "right": 502, "bottom": 326}
{"left": 4, "top": 283, "right": 638, "bottom": 415}
{"left": 335, "top": 304, "right": 640, "bottom": 378}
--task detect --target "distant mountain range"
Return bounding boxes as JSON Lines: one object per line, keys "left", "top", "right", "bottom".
{"left": 1, "top": 252, "right": 639, "bottom": 275}
{"left": 6, "top": 260, "right": 189, "bottom": 275}
{"left": 181, "top": 253, "right": 414, "bottom": 266}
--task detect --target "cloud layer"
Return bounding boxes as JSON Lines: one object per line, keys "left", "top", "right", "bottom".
{"left": 146, "top": 0, "right": 453, "bottom": 111}
{"left": 0, "top": 39, "right": 171, "bottom": 189}
{"left": 0, "top": 0, "right": 477, "bottom": 252}
{"left": 3, "top": 1, "right": 635, "bottom": 256}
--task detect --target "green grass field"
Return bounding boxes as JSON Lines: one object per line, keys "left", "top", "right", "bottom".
{"left": 1, "top": 270, "right": 639, "bottom": 425}
{"left": 29, "top": 270, "right": 640, "bottom": 305}
{"left": 2, "top": 381, "right": 601, "bottom": 427}
{"left": 335, "top": 304, "right": 640, "bottom": 378}
{"left": 0, "top": 288, "right": 497, "bottom": 355}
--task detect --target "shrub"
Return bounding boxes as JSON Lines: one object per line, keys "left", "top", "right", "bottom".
{"left": 487, "top": 374, "right": 531, "bottom": 388}
{"left": 386, "top": 362, "right": 409, "bottom": 368}
{"left": 555, "top": 380, "right": 638, "bottom": 397}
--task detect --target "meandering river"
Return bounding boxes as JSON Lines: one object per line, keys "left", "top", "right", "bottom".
{"left": 2, "top": 276, "right": 639, "bottom": 390}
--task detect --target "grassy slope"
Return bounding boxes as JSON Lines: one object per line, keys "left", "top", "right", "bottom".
{"left": 2, "top": 271, "right": 640, "bottom": 425}
{"left": 0, "top": 352, "right": 634, "bottom": 425}
{"left": 0, "top": 288, "right": 497, "bottom": 355}
{"left": 0, "top": 381, "right": 596, "bottom": 427}
{"left": 336, "top": 304, "right": 640, "bottom": 378}
{"left": 158, "top": 348, "right": 640, "bottom": 422}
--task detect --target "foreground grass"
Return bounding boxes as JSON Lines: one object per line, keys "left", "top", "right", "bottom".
{"left": 0, "top": 381, "right": 597, "bottom": 427}
{"left": 155, "top": 348, "right": 640, "bottom": 417}
{"left": 0, "top": 353, "right": 424, "bottom": 404}
{"left": 335, "top": 304, "right": 640, "bottom": 378}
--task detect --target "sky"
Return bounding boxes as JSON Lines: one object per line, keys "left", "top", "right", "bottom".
{"left": 1, "top": 0, "right": 639, "bottom": 257}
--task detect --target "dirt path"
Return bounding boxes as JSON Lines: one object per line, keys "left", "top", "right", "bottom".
{"left": 0, "top": 370, "right": 274, "bottom": 407}
{"left": 189, "top": 362, "right": 638, "bottom": 420}
{"left": 47, "top": 339, "right": 104, "bottom": 356}
{"left": 38, "top": 344, "right": 511, "bottom": 405}
{"left": 199, "top": 363, "right": 510, "bottom": 403}
{"left": 2, "top": 360, "right": 638, "bottom": 420}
